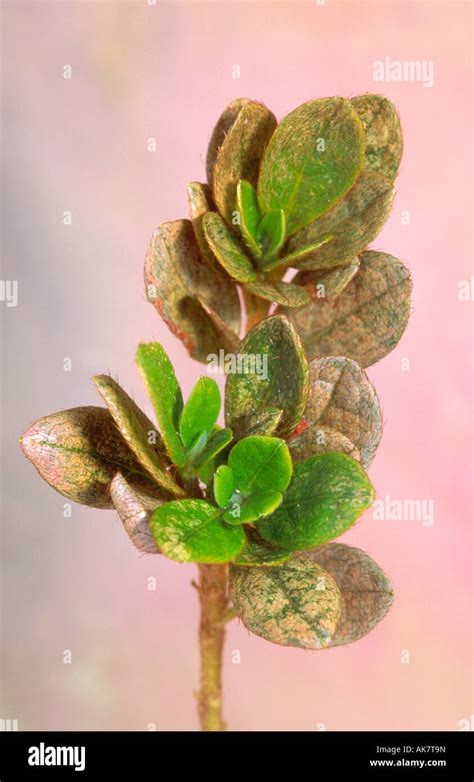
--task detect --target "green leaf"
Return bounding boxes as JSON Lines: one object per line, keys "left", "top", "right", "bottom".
{"left": 294, "top": 260, "right": 360, "bottom": 300}
{"left": 92, "top": 374, "right": 184, "bottom": 499}
{"left": 304, "top": 357, "right": 382, "bottom": 468}
{"left": 20, "top": 407, "right": 164, "bottom": 509}
{"left": 244, "top": 280, "right": 311, "bottom": 308}
{"left": 237, "top": 179, "right": 262, "bottom": 259}
{"left": 289, "top": 424, "right": 360, "bottom": 463}
{"left": 179, "top": 377, "right": 221, "bottom": 449}
{"left": 221, "top": 436, "right": 292, "bottom": 524}
{"left": 304, "top": 543, "right": 394, "bottom": 645}
{"left": 284, "top": 171, "right": 393, "bottom": 271}
{"left": 187, "top": 181, "right": 224, "bottom": 274}
{"left": 256, "top": 452, "right": 374, "bottom": 551}
{"left": 144, "top": 220, "right": 241, "bottom": 362}
{"left": 110, "top": 473, "right": 161, "bottom": 554}
{"left": 233, "top": 528, "right": 292, "bottom": 566}
{"left": 225, "top": 316, "right": 309, "bottom": 439}
{"left": 256, "top": 209, "right": 286, "bottom": 263}
{"left": 214, "top": 465, "right": 235, "bottom": 508}
{"left": 136, "top": 342, "right": 186, "bottom": 467}
{"left": 229, "top": 556, "right": 341, "bottom": 649}
{"left": 258, "top": 97, "right": 365, "bottom": 235}
{"left": 151, "top": 499, "right": 245, "bottom": 563}
{"left": 202, "top": 212, "right": 256, "bottom": 283}
{"left": 211, "top": 101, "right": 277, "bottom": 225}
{"left": 279, "top": 251, "right": 412, "bottom": 367}
{"left": 351, "top": 94, "right": 403, "bottom": 179}
{"left": 224, "top": 489, "right": 283, "bottom": 525}
{"left": 193, "top": 427, "right": 233, "bottom": 469}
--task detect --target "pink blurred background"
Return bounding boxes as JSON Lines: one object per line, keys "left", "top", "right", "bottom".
{"left": 1, "top": 0, "right": 472, "bottom": 731}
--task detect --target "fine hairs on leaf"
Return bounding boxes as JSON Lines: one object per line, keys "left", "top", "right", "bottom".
{"left": 19, "top": 93, "right": 411, "bottom": 731}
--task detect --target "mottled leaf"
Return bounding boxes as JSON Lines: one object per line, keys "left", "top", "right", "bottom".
{"left": 284, "top": 171, "right": 393, "bottom": 271}
{"left": 179, "top": 377, "right": 221, "bottom": 449}
{"left": 229, "top": 556, "right": 341, "bottom": 649}
{"left": 92, "top": 374, "right": 183, "bottom": 498}
{"left": 304, "top": 543, "right": 394, "bottom": 645}
{"left": 187, "top": 181, "right": 222, "bottom": 273}
{"left": 288, "top": 424, "right": 360, "bottom": 463}
{"left": 110, "top": 473, "right": 161, "bottom": 554}
{"left": 225, "top": 316, "right": 309, "bottom": 439}
{"left": 196, "top": 297, "right": 240, "bottom": 355}
{"left": 237, "top": 179, "right": 262, "bottom": 258}
{"left": 212, "top": 101, "right": 277, "bottom": 225}
{"left": 136, "top": 342, "right": 186, "bottom": 467}
{"left": 294, "top": 260, "right": 360, "bottom": 300}
{"left": 237, "top": 407, "right": 283, "bottom": 437}
{"left": 206, "top": 98, "right": 256, "bottom": 184}
{"left": 20, "top": 407, "right": 161, "bottom": 509}
{"left": 151, "top": 499, "right": 245, "bottom": 564}
{"left": 351, "top": 94, "right": 403, "bottom": 179}
{"left": 144, "top": 220, "right": 241, "bottom": 362}
{"left": 202, "top": 212, "right": 256, "bottom": 283}
{"left": 245, "top": 280, "right": 311, "bottom": 307}
{"left": 258, "top": 97, "right": 365, "bottom": 235}
{"left": 304, "top": 357, "right": 382, "bottom": 468}
{"left": 280, "top": 251, "right": 412, "bottom": 367}
{"left": 233, "top": 528, "right": 292, "bottom": 566}
{"left": 256, "top": 452, "right": 374, "bottom": 551}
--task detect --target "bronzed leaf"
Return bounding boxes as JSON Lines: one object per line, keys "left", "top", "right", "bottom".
{"left": 110, "top": 473, "right": 161, "bottom": 554}
{"left": 233, "top": 528, "right": 292, "bottom": 567}
{"left": 245, "top": 280, "right": 311, "bottom": 307}
{"left": 294, "top": 260, "right": 360, "bottom": 300}
{"left": 288, "top": 424, "right": 360, "bottom": 463}
{"left": 229, "top": 556, "right": 341, "bottom": 649}
{"left": 304, "top": 543, "right": 394, "bottom": 645}
{"left": 280, "top": 251, "right": 412, "bottom": 367}
{"left": 351, "top": 94, "right": 403, "bottom": 179}
{"left": 144, "top": 220, "right": 241, "bottom": 362}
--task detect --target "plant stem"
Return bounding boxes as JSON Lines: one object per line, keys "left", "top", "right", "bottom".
{"left": 196, "top": 563, "right": 229, "bottom": 731}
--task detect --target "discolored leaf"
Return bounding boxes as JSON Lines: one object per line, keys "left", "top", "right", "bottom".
{"left": 304, "top": 543, "right": 394, "bottom": 645}
{"left": 144, "top": 220, "right": 241, "bottom": 362}
{"left": 280, "top": 251, "right": 412, "bottom": 367}
{"left": 256, "top": 452, "right": 374, "bottom": 551}
{"left": 110, "top": 473, "right": 161, "bottom": 554}
{"left": 20, "top": 407, "right": 161, "bottom": 509}
{"left": 284, "top": 171, "right": 393, "bottom": 271}
{"left": 202, "top": 212, "right": 256, "bottom": 283}
{"left": 237, "top": 179, "right": 262, "bottom": 259}
{"left": 351, "top": 94, "right": 403, "bottom": 180}
{"left": 206, "top": 98, "right": 255, "bottom": 184}
{"left": 258, "top": 97, "right": 365, "bottom": 236}
{"left": 225, "top": 316, "right": 309, "bottom": 439}
{"left": 151, "top": 499, "right": 245, "bottom": 564}
{"left": 233, "top": 528, "right": 292, "bottom": 566}
{"left": 92, "top": 374, "right": 183, "bottom": 498}
{"left": 304, "top": 357, "right": 382, "bottom": 468}
{"left": 294, "top": 260, "right": 360, "bottom": 300}
{"left": 212, "top": 101, "right": 277, "bottom": 225}
{"left": 229, "top": 556, "right": 341, "bottom": 649}
{"left": 245, "top": 280, "right": 311, "bottom": 308}
{"left": 179, "top": 377, "right": 221, "bottom": 449}
{"left": 288, "top": 425, "right": 360, "bottom": 463}
{"left": 187, "top": 181, "right": 222, "bottom": 273}
{"left": 196, "top": 297, "right": 240, "bottom": 355}
{"left": 136, "top": 342, "right": 186, "bottom": 467}
{"left": 237, "top": 407, "right": 283, "bottom": 437}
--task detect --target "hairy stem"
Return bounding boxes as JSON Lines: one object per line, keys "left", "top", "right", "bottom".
{"left": 196, "top": 564, "right": 229, "bottom": 731}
